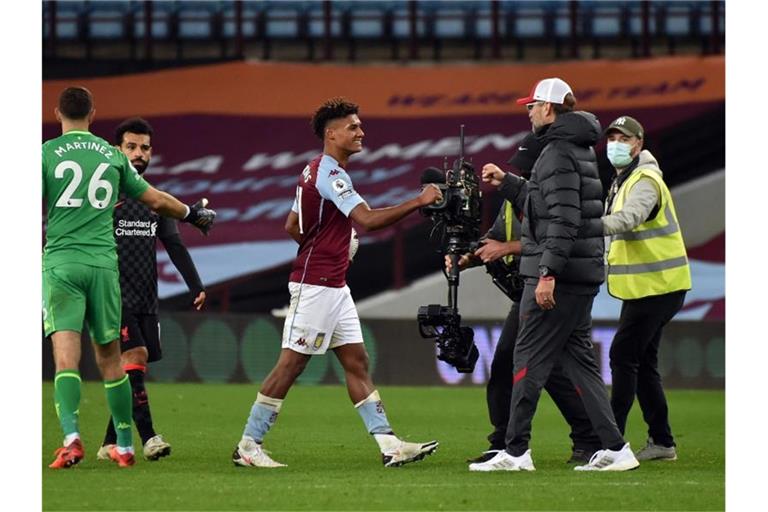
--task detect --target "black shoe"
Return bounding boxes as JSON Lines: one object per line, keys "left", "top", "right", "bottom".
{"left": 466, "top": 449, "right": 501, "bottom": 464}
{"left": 566, "top": 448, "right": 596, "bottom": 464}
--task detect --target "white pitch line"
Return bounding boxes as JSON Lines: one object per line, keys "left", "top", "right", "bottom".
{"left": 276, "top": 481, "right": 685, "bottom": 490}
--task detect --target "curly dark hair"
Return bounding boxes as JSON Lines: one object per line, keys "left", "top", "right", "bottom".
{"left": 114, "top": 117, "right": 154, "bottom": 145}
{"left": 310, "top": 97, "right": 359, "bottom": 140}
{"left": 58, "top": 86, "right": 93, "bottom": 120}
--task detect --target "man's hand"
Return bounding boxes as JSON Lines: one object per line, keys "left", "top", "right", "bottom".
{"left": 535, "top": 277, "right": 556, "bottom": 310}
{"left": 418, "top": 184, "right": 443, "bottom": 207}
{"left": 193, "top": 291, "right": 206, "bottom": 311}
{"left": 474, "top": 239, "right": 514, "bottom": 264}
{"left": 444, "top": 253, "right": 473, "bottom": 273}
{"left": 481, "top": 164, "right": 505, "bottom": 187}
{"left": 183, "top": 198, "right": 216, "bottom": 236}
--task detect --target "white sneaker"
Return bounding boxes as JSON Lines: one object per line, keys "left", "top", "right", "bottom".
{"left": 382, "top": 439, "right": 439, "bottom": 467}
{"left": 469, "top": 449, "right": 535, "bottom": 472}
{"left": 232, "top": 437, "right": 286, "bottom": 468}
{"left": 574, "top": 443, "right": 640, "bottom": 471}
{"left": 96, "top": 444, "right": 116, "bottom": 461}
{"left": 143, "top": 434, "right": 172, "bottom": 461}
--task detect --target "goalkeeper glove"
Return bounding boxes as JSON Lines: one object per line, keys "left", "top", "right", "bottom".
{"left": 182, "top": 198, "right": 216, "bottom": 236}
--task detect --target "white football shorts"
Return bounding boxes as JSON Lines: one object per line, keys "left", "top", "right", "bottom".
{"left": 281, "top": 282, "right": 364, "bottom": 355}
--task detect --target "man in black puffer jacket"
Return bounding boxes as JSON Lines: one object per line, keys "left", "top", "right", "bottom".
{"left": 470, "top": 78, "right": 639, "bottom": 473}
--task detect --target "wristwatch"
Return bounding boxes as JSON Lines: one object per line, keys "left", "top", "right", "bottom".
{"left": 539, "top": 266, "right": 553, "bottom": 278}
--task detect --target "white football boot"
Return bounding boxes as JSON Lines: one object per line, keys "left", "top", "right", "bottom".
{"left": 96, "top": 444, "right": 116, "bottom": 461}
{"left": 232, "top": 437, "right": 286, "bottom": 468}
{"left": 378, "top": 435, "right": 439, "bottom": 467}
{"left": 143, "top": 434, "right": 172, "bottom": 461}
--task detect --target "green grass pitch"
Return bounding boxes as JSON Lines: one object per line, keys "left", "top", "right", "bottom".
{"left": 43, "top": 383, "right": 724, "bottom": 511}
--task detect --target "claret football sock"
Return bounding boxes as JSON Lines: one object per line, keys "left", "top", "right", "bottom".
{"left": 243, "top": 393, "right": 283, "bottom": 443}
{"left": 355, "top": 390, "right": 394, "bottom": 439}
{"left": 54, "top": 370, "right": 82, "bottom": 437}
{"left": 104, "top": 375, "right": 134, "bottom": 449}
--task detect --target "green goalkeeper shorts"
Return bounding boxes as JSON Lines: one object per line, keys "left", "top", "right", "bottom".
{"left": 43, "top": 263, "right": 122, "bottom": 344}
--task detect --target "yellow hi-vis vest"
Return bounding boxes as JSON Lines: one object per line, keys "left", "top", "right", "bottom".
{"left": 504, "top": 200, "right": 514, "bottom": 265}
{"left": 607, "top": 168, "right": 692, "bottom": 300}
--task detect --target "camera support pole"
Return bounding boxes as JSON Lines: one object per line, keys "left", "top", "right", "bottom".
{"left": 447, "top": 250, "right": 460, "bottom": 312}
{"left": 445, "top": 124, "right": 466, "bottom": 314}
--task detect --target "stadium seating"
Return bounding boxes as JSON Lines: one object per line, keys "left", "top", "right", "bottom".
{"left": 43, "top": 0, "right": 724, "bottom": 62}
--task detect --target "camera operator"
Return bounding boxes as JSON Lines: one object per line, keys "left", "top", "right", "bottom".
{"left": 447, "top": 132, "right": 601, "bottom": 466}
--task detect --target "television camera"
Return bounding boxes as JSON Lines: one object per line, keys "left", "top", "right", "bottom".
{"left": 416, "top": 126, "right": 483, "bottom": 373}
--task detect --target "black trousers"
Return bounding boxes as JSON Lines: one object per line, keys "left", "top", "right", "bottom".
{"left": 610, "top": 290, "right": 686, "bottom": 447}
{"left": 486, "top": 301, "right": 601, "bottom": 452}
{"left": 505, "top": 284, "right": 625, "bottom": 456}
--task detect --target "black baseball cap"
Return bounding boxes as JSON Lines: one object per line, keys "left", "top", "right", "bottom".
{"left": 604, "top": 115, "right": 644, "bottom": 139}
{"left": 507, "top": 132, "right": 546, "bottom": 172}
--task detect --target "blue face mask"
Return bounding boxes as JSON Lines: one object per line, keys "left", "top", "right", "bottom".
{"left": 606, "top": 141, "right": 633, "bottom": 168}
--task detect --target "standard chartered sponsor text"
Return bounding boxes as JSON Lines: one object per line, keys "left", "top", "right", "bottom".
{"left": 115, "top": 219, "right": 156, "bottom": 237}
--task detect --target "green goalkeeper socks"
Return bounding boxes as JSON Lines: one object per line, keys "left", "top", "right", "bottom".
{"left": 104, "top": 375, "right": 134, "bottom": 449}
{"left": 54, "top": 370, "right": 81, "bottom": 437}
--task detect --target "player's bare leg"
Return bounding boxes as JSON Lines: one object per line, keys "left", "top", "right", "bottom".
{"left": 233, "top": 349, "right": 310, "bottom": 468}
{"left": 333, "top": 343, "right": 375, "bottom": 403}
{"left": 260, "top": 349, "right": 312, "bottom": 399}
{"left": 51, "top": 331, "right": 82, "bottom": 372}
{"left": 93, "top": 341, "right": 136, "bottom": 467}
{"left": 49, "top": 331, "right": 85, "bottom": 469}
{"left": 334, "top": 343, "right": 439, "bottom": 467}
{"left": 92, "top": 340, "right": 125, "bottom": 381}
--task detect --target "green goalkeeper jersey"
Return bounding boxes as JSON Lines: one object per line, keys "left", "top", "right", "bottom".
{"left": 42, "top": 130, "right": 150, "bottom": 270}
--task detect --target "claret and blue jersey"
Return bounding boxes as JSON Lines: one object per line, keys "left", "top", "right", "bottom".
{"left": 289, "top": 154, "right": 365, "bottom": 288}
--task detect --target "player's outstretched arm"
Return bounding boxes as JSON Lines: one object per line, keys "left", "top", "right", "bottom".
{"left": 157, "top": 217, "right": 206, "bottom": 310}
{"left": 350, "top": 184, "right": 443, "bottom": 232}
{"left": 138, "top": 186, "right": 189, "bottom": 218}
{"left": 138, "top": 186, "right": 216, "bottom": 235}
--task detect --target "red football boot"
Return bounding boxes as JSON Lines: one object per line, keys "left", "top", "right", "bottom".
{"left": 49, "top": 439, "right": 85, "bottom": 469}
{"left": 108, "top": 446, "right": 136, "bottom": 468}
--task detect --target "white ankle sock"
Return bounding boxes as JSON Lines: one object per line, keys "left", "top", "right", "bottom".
{"left": 116, "top": 445, "right": 134, "bottom": 455}
{"left": 63, "top": 433, "right": 80, "bottom": 446}
{"left": 373, "top": 433, "right": 400, "bottom": 452}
